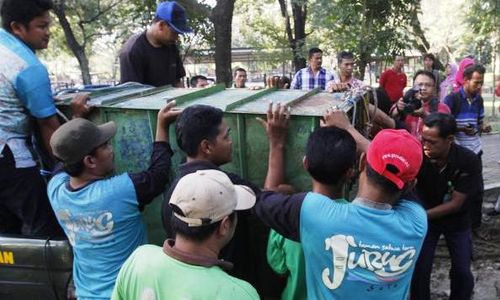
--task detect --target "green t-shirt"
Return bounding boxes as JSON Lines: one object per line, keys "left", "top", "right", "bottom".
{"left": 112, "top": 244, "right": 259, "bottom": 300}
{"left": 266, "top": 198, "right": 349, "bottom": 300}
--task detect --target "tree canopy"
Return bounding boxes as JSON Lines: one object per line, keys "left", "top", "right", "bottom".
{"left": 3, "top": 0, "right": 494, "bottom": 86}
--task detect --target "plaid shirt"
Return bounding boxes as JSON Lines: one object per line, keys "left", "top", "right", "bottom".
{"left": 291, "top": 67, "right": 334, "bottom": 90}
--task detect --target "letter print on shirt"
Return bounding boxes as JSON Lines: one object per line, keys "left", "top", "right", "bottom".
{"left": 322, "top": 234, "right": 416, "bottom": 290}
{"left": 56, "top": 209, "right": 115, "bottom": 245}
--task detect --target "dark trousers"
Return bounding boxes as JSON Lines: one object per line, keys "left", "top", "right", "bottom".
{"left": 0, "top": 145, "right": 64, "bottom": 238}
{"left": 470, "top": 151, "right": 483, "bottom": 229}
{"left": 411, "top": 225, "right": 474, "bottom": 300}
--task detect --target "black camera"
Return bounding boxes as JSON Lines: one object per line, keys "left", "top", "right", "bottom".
{"left": 402, "top": 86, "right": 422, "bottom": 115}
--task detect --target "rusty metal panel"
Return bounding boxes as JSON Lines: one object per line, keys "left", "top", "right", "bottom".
{"left": 230, "top": 89, "right": 316, "bottom": 113}
{"left": 290, "top": 92, "right": 347, "bottom": 116}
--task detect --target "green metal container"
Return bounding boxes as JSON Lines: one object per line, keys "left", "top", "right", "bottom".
{"left": 56, "top": 85, "right": 368, "bottom": 244}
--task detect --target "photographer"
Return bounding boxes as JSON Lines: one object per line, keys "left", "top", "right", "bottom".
{"left": 390, "top": 70, "right": 450, "bottom": 139}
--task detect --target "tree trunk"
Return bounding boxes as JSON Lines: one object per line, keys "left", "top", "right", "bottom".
{"left": 211, "top": 0, "right": 235, "bottom": 87}
{"left": 291, "top": 2, "right": 307, "bottom": 72}
{"left": 358, "top": 0, "right": 372, "bottom": 81}
{"left": 76, "top": 52, "right": 92, "bottom": 85}
{"left": 53, "top": 0, "right": 92, "bottom": 85}
{"left": 278, "top": 0, "right": 307, "bottom": 73}
{"left": 409, "top": 4, "right": 432, "bottom": 56}
{"left": 492, "top": 44, "right": 497, "bottom": 117}
{"left": 358, "top": 58, "right": 368, "bottom": 82}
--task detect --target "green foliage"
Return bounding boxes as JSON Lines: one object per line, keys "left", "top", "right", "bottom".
{"left": 42, "top": 0, "right": 213, "bottom": 83}
{"left": 234, "top": 0, "right": 325, "bottom": 66}
{"left": 311, "top": 0, "right": 417, "bottom": 59}
{"left": 466, "top": 0, "right": 498, "bottom": 37}
{"left": 47, "top": 0, "right": 145, "bottom": 60}
{"left": 177, "top": 0, "right": 214, "bottom": 56}
{"left": 61, "top": 0, "right": 130, "bottom": 46}
{"left": 462, "top": 0, "right": 499, "bottom": 65}
{"left": 233, "top": 0, "right": 420, "bottom": 78}
{"left": 234, "top": 2, "right": 291, "bottom": 64}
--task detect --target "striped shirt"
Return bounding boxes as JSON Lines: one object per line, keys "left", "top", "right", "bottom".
{"left": 291, "top": 67, "right": 334, "bottom": 91}
{"left": 444, "top": 87, "right": 484, "bottom": 154}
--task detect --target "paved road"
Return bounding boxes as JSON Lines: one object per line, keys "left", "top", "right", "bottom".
{"left": 481, "top": 133, "right": 500, "bottom": 191}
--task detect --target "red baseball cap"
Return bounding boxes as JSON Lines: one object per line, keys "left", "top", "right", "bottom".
{"left": 367, "top": 129, "right": 423, "bottom": 190}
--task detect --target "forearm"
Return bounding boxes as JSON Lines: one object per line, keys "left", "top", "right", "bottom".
{"left": 264, "top": 142, "right": 286, "bottom": 189}
{"left": 427, "top": 204, "right": 457, "bottom": 220}
{"left": 346, "top": 125, "right": 370, "bottom": 154}
{"left": 155, "top": 121, "right": 169, "bottom": 142}
{"left": 371, "top": 104, "right": 396, "bottom": 129}
{"left": 427, "top": 201, "right": 462, "bottom": 220}
{"left": 37, "top": 115, "right": 61, "bottom": 158}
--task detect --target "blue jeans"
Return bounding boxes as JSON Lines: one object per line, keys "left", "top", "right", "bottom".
{"left": 410, "top": 225, "right": 474, "bottom": 300}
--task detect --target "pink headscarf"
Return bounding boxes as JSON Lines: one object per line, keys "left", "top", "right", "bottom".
{"left": 440, "top": 63, "right": 458, "bottom": 101}
{"left": 453, "top": 57, "right": 475, "bottom": 92}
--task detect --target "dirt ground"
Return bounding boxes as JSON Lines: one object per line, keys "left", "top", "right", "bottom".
{"left": 430, "top": 189, "right": 500, "bottom": 300}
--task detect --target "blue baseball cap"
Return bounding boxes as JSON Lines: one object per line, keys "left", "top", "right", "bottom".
{"left": 156, "top": 1, "right": 192, "bottom": 34}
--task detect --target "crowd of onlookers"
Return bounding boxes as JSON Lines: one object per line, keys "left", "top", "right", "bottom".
{"left": 3, "top": 1, "right": 500, "bottom": 300}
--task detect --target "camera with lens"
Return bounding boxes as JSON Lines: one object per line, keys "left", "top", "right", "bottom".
{"left": 401, "top": 86, "right": 422, "bottom": 115}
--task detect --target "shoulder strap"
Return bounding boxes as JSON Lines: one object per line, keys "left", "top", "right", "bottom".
{"left": 429, "top": 98, "right": 439, "bottom": 113}
{"left": 478, "top": 94, "right": 484, "bottom": 106}
{"left": 450, "top": 92, "right": 461, "bottom": 116}
{"left": 477, "top": 95, "right": 484, "bottom": 124}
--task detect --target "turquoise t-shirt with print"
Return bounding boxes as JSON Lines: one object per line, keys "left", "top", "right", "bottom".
{"left": 300, "top": 193, "right": 427, "bottom": 299}
{"left": 267, "top": 196, "right": 349, "bottom": 300}
{"left": 48, "top": 172, "right": 147, "bottom": 300}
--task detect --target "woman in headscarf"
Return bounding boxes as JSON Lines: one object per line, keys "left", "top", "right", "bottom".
{"left": 453, "top": 56, "right": 475, "bottom": 92}
{"left": 439, "top": 62, "right": 458, "bottom": 101}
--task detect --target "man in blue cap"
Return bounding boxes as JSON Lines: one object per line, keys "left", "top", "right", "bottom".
{"left": 119, "top": 1, "right": 192, "bottom": 87}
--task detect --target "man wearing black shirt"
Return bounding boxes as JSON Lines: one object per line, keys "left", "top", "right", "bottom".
{"left": 411, "top": 113, "right": 480, "bottom": 300}
{"left": 160, "top": 103, "right": 289, "bottom": 297}
{"left": 119, "top": 1, "right": 191, "bottom": 87}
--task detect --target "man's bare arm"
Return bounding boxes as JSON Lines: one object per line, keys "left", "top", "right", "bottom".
{"left": 426, "top": 190, "right": 467, "bottom": 220}
{"left": 37, "top": 115, "right": 60, "bottom": 157}
{"left": 257, "top": 102, "right": 289, "bottom": 189}
{"left": 321, "top": 109, "right": 370, "bottom": 153}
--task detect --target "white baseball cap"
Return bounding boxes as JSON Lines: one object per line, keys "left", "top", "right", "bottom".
{"left": 169, "top": 170, "right": 256, "bottom": 227}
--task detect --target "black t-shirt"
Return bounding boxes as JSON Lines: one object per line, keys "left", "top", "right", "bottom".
{"left": 416, "top": 144, "right": 481, "bottom": 231}
{"left": 160, "top": 160, "right": 285, "bottom": 297}
{"left": 161, "top": 160, "right": 261, "bottom": 235}
{"left": 119, "top": 31, "right": 186, "bottom": 87}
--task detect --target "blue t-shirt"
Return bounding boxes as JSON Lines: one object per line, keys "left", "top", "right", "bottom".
{"left": 300, "top": 193, "right": 427, "bottom": 299}
{"left": 0, "top": 29, "right": 56, "bottom": 167}
{"left": 444, "top": 88, "right": 484, "bottom": 154}
{"left": 255, "top": 191, "right": 428, "bottom": 300}
{"left": 48, "top": 172, "right": 148, "bottom": 300}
